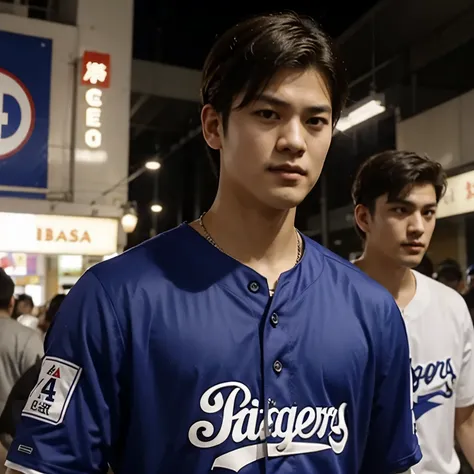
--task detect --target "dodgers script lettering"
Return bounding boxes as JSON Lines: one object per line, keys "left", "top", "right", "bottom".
{"left": 412, "top": 357, "right": 456, "bottom": 393}
{"left": 411, "top": 357, "right": 457, "bottom": 419}
{"left": 188, "top": 381, "right": 349, "bottom": 472}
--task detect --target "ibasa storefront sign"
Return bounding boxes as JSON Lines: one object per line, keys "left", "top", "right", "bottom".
{"left": 0, "top": 212, "right": 118, "bottom": 256}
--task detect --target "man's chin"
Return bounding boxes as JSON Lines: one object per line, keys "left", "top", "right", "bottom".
{"left": 265, "top": 189, "right": 308, "bottom": 210}
{"left": 399, "top": 255, "right": 425, "bottom": 269}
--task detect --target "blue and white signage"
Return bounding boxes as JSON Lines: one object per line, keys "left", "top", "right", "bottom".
{"left": 0, "top": 31, "right": 52, "bottom": 197}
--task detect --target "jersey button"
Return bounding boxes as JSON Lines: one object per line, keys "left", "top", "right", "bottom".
{"left": 270, "top": 313, "right": 279, "bottom": 327}
{"left": 273, "top": 360, "right": 283, "bottom": 374}
{"left": 248, "top": 281, "right": 260, "bottom": 293}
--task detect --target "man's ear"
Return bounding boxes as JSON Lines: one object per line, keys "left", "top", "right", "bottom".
{"left": 201, "top": 104, "right": 223, "bottom": 151}
{"left": 8, "top": 295, "right": 15, "bottom": 314}
{"left": 354, "top": 204, "right": 372, "bottom": 236}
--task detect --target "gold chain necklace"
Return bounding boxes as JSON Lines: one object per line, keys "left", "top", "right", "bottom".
{"left": 198, "top": 212, "right": 303, "bottom": 295}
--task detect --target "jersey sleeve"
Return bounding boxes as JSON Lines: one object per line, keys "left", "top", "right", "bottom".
{"left": 455, "top": 302, "right": 474, "bottom": 408}
{"left": 360, "top": 299, "right": 422, "bottom": 474}
{"left": 5, "top": 270, "right": 126, "bottom": 474}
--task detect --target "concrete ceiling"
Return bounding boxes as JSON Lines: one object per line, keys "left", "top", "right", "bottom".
{"left": 128, "top": 0, "right": 474, "bottom": 151}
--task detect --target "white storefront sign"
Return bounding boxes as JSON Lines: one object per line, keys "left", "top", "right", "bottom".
{"left": 437, "top": 169, "right": 474, "bottom": 219}
{"left": 82, "top": 52, "right": 109, "bottom": 150}
{"left": 84, "top": 87, "right": 103, "bottom": 149}
{"left": 0, "top": 212, "right": 118, "bottom": 256}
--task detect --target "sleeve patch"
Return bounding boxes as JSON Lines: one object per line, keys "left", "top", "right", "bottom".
{"left": 22, "top": 356, "right": 82, "bottom": 426}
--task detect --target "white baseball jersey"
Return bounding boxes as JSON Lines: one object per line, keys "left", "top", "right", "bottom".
{"left": 403, "top": 270, "right": 474, "bottom": 474}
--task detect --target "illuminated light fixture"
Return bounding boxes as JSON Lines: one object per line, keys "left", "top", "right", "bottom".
{"left": 145, "top": 160, "right": 161, "bottom": 171}
{"left": 121, "top": 202, "right": 138, "bottom": 233}
{"left": 150, "top": 204, "right": 163, "bottom": 213}
{"left": 336, "top": 95, "right": 386, "bottom": 132}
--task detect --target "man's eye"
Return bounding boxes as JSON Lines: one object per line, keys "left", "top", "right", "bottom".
{"left": 307, "top": 117, "right": 328, "bottom": 126}
{"left": 256, "top": 110, "right": 278, "bottom": 119}
{"left": 393, "top": 207, "right": 406, "bottom": 214}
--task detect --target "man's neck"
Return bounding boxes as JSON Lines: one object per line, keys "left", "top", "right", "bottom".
{"left": 0, "top": 310, "right": 11, "bottom": 319}
{"left": 354, "top": 250, "right": 416, "bottom": 309}
{"left": 190, "top": 185, "right": 300, "bottom": 288}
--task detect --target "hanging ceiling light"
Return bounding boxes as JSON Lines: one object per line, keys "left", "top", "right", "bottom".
{"left": 150, "top": 204, "right": 163, "bottom": 213}
{"left": 145, "top": 160, "right": 161, "bottom": 171}
{"left": 121, "top": 202, "right": 138, "bottom": 233}
{"left": 335, "top": 94, "right": 386, "bottom": 133}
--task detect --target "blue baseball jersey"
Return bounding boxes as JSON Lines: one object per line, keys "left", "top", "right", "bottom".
{"left": 6, "top": 224, "right": 421, "bottom": 474}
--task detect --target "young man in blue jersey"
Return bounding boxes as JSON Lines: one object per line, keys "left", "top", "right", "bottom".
{"left": 6, "top": 12, "right": 421, "bottom": 474}
{"left": 352, "top": 150, "right": 474, "bottom": 474}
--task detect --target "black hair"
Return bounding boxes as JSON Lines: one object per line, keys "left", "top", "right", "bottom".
{"left": 201, "top": 11, "right": 347, "bottom": 173}
{"left": 351, "top": 150, "right": 447, "bottom": 239}
{"left": 414, "top": 255, "right": 434, "bottom": 278}
{"left": 45, "top": 294, "right": 67, "bottom": 324}
{"left": 438, "top": 258, "right": 461, "bottom": 271}
{"left": 16, "top": 293, "right": 34, "bottom": 308}
{"left": 0, "top": 268, "right": 14, "bottom": 311}
{"left": 436, "top": 265, "right": 463, "bottom": 284}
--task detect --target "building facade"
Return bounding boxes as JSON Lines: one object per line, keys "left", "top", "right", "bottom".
{"left": 397, "top": 88, "right": 474, "bottom": 269}
{"left": 0, "top": 0, "right": 133, "bottom": 303}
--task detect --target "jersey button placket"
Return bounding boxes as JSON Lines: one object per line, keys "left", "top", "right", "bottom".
{"left": 270, "top": 312, "right": 279, "bottom": 327}
{"left": 273, "top": 360, "right": 283, "bottom": 374}
{"left": 248, "top": 281, "right": 260, "bottom": 293}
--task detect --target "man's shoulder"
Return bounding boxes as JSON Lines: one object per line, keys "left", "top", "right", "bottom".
{"left": 415, "top": 270, "right": 467, "bottom": 310}
{"left": 91, "top": 224, "right": 192, "bottom": 287}
{"left": 1, "top": 318, "right": 41, "bottom": 341}
{"left": 304, "top": 237, "right": 395, "bottom": 306}
{"left": 413, "top": 271, "right": 471, "bottom": 335}
{"left": 0, "top": 320, "right": 42, "bottom": 367}
{"left": 304, "top": 241, "right": 404, "bottom": 351}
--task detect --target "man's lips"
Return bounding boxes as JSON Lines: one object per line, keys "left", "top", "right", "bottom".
{"left": 268, "top": 164, "right": 306, "bottom": 175}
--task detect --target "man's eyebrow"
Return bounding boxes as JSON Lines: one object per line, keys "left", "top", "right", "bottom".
{"left": 257, "top": 94, "right": 332, "bottom": 114}
{"left": 388, "top": 198, "right": 438, "bottom": 208}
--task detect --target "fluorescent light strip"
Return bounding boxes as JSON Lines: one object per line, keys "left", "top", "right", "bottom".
{"left": 336, "top": 99, "right": 386, "bottom": 132}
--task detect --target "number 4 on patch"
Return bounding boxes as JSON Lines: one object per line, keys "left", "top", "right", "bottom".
{"left": 40, "top": 378, "right": 57, "bottom": 402}
{"left": 23, "top": 356, "right": 82, "bottom": 425}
